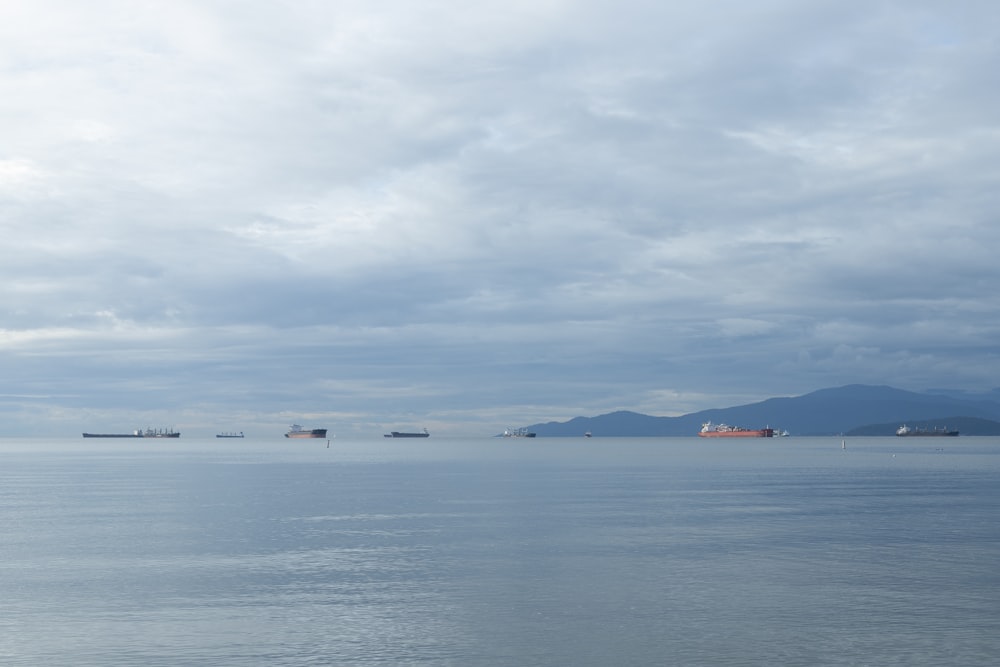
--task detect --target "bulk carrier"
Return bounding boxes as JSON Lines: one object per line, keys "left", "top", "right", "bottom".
{"left": 896, "top": 424, "right": 959, "bottom": 437}
{"left": 82, "top": 428, "right": 180, "bottom": 438}
{"left": 285, "top": 424, "right": 328, "bottom": 438}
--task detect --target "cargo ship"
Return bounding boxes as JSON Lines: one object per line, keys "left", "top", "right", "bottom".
{"left": 896, "top": 424, "right": 959, "bottom": 437}
{"left": 285, "top": 424, "right": 328, "bottom": 439}
{"left": 384, "top": 428, "right": 430, "bottom": 438}
{"left": 82, "top": 428, "right": 180, "bottom": 438}
{"left": 502, "top": 428, "right": 536, "bottom": 438}
{"left": 216, "top": 432, "right": 245, "bottom": 438}
{"left": 698, "top": 422, "right": 774, "bottom": 438}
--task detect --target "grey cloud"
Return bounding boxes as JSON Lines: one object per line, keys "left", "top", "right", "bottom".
{"left": 2, "top": 1, "right": 999, "bottom": 435}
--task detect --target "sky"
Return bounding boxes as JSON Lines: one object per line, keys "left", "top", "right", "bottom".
{"left": 2, "top": 1, "right": 999, "bottom": 437}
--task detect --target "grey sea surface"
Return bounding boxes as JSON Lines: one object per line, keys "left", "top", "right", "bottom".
{"left": 1, "top": 435, "right": 998, "bottom": 666}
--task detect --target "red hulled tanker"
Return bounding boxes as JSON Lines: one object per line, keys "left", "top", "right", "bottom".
{"left": 698, "top": 421, "right": 774, "bottom": 438}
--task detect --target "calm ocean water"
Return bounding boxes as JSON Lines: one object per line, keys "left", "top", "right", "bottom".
{"left": 1, "top": 435, "right": 998, "bottom": 666}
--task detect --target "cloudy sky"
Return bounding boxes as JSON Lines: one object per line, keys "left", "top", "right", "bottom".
{"left": 2, "top": 1, "right": 999, "bottom": 436}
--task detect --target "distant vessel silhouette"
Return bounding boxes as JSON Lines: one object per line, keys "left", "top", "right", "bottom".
{"left": 285, "top": 424, "right": 328, "bottom": 438}
{"left": 384, "top": 428, "right": 430, "bottom": 438}
{"left": 83, "top": 428, "right": 180, "bottom": 438}
{"left": 698, "top": 422, "right": 773, "bottom": 438}
{"left": 502, "top": 428, "right": 536, "bottom": 438}
{"left": 896, "top": 424, "right": 958, "bottom": 437}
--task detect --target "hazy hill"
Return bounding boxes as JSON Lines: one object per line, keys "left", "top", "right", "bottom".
{"left": 527, "top": 384, "right": 1000, "bottom": 436}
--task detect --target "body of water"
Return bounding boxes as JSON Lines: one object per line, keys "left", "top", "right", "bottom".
{"left": 2, "top": 435, "right": 998, "bottom": 665}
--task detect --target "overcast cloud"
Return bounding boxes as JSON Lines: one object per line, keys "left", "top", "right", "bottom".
{"left": 2, "top": 1, "right": 999, "bottom": 436}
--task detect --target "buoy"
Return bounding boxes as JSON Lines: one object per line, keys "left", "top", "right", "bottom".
{"left": 842, "top": 439, "right": 846, "bottom": 449}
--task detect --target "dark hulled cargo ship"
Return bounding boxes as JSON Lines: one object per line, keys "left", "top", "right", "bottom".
{"left": 384, "top": 428, "right": 430, "bottom": 438}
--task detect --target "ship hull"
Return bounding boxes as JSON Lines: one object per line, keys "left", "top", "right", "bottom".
{"left": 386, "top": 431, "right": 430, "bottom": 438}
{"left": 82, "top": 432, "right": 180, "bottom": 438}
{"left": 502, "top": 429, "right": 536, "bottom": 438}
{"left": 698, "top": 429, "right": 774, "bottom": 438}
{"left": 896, "top": 431, "right": 959, "bottom": 437}
{"left": 285, "top": 429, "right": 327, "bottom": 438}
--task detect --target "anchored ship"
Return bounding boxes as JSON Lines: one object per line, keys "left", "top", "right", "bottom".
{"left": 698, "top": 422, "right": 774, "bottom": 438}
{"left": 82, "top": 428, "right": 180, "bottom": 438}
{"left": 896, "top": 424, "right": 959, "bottom": 437}
{"left": 285, "top": 424, "right": 328, "bottom": 439}
{"left": 216, "top": 432, "right": 245, "bottom": 438}
{"left": 502, "top": 428, "right": 536, "bottom": 438}
{"left": 384, "top": 428, "right": 430, "bottom": 438}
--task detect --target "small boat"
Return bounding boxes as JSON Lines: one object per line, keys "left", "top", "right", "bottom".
{"left": 216, "top": 432, "right": 245, "bottom": 438}
{"left": 384, "top": 428, "right": 430, "bottom": 438}
{"left": 584, "top": 431, "right": 592, "bottom": 438}
{"left": 83, "top": 428, "right": 180, "bottom": 438}
{"left": 896, "top": 424, "right": 959, "bottom": 437}
{"left": 285, "top": 424, "right": 328, "bottom": 439}
{"left": 502, "top": 428, "right": 536, "bottom": 438}
{"left": 698, "top": 422, "right": 774, "bottom": 438}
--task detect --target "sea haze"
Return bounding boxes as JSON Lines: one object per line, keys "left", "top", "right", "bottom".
{"left": 1, "top": 436, "right": 998, "bottom": 666}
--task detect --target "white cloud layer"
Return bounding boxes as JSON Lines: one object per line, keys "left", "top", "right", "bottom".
{"left": 2, "top": 1, "right": 999, "bottom": 435}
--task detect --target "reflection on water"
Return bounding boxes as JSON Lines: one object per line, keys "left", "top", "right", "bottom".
{"left": 1, "top": 437, "right": 998, "bottom": 665}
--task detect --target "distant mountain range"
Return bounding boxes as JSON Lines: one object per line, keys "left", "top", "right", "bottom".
{"left": 526, "top": 384, "right": 1000, "bottom": 436}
